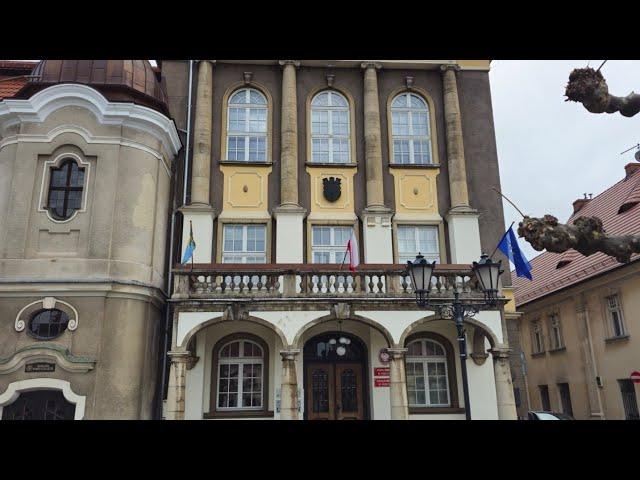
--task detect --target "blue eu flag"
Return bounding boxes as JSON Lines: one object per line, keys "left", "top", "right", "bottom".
{"left": 497, "top": 226, "right": 532, "bottom": 280}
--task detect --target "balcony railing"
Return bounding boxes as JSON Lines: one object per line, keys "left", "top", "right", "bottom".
{"left": 172, "top": 263, "right": 486, "bottom": 300}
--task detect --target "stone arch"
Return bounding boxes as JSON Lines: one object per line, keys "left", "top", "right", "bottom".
{"left": 0, "top": 378, "right": 86, "bottom": 420}
{"left": 177, "top": 313, "right": 288, "bottom": 353}
{"left": 290, "top": 312, "right": 394, "bottom": 350}
{"left": 398, "top": 314, "right": 499, "bottom": 349}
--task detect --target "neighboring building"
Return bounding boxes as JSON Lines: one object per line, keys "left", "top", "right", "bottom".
{"left": 510, "top": 163, "right": 640, "bottom": 420}
{"left": 0, "top": 60, "right": 180, "bottom": 419}
{"left": 161, "top": 60, "right": 518, "bottom": 420}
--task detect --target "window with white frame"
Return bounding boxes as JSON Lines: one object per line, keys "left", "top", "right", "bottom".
{"left": 605, "top": 294, "right": 626, "bottom": 337}
{"left": 310, "top": 91, "right": 351, "bottom": 163}
{"left": 390, "top": 92, "right": 432, "bottom": 165}
{"left": 226, "top": 88, "right": 268, "bottom": 162}
{"left": 216, "top": 339, "right": 264, "bottom": 410}
{"left": 531, "top": 320, "right": 545, "bottom": 354}
{"left": 548, "top": 312, "right": 564, "bottom": 350}
{"left": 221, "top": 224, "right": 267, "bottom": 263}
{"left": 311, "top": 226, "right": 353, "bottom": 263}
{"left": 405, "top": 338, "right": 451, "bottom": 407}
{"left": 397, "top": 225, "right": 440, "bottom": 263}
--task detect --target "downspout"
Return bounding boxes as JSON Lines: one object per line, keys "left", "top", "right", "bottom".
{"left": 158, "top": 59, "right": 194, "bottom": 419}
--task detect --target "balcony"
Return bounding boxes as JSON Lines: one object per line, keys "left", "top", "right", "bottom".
{"left": 171, "top": 264, "right": 491, "bottom": 305}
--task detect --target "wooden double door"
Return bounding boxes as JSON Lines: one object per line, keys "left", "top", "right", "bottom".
{"left": 305, "top": 362, "right": 365, "bottom": 420}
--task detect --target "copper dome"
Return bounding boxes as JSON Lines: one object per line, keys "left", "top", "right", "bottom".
{"left": 18, "top": 60, "right": 169, "bottom": 115}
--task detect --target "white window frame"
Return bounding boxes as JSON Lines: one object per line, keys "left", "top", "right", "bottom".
{"left": 548, "top": 312, "right": 563, "bottom": 350}
{"left": 221, "top": 224, "right": 267, "bottom": 264}
{"left": 390, "top": 92, "right": 433, "bottom": 165}
{"left": 226, "top": 88, "right": 268, "bottom": 162}
{"left": 311, "top": 225, "right": 353, "bottom": 263}
{"left": 405, "top": 339, "right": 451, "bottom": 408}
{"left": 310, "top": 91, "right": 351, "bottom": 164}
{"left": 216, "top": 340, "right": 264, "bottom": 411}
{"left": 396, "top": 225, "right": 440, "bottom": 264}
{"left": 605, "top": 294, "right": 627, "bottom": 338}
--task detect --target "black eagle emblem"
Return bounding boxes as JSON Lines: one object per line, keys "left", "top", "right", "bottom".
{"left": 322, "top": 177, "right": 342, "bottom": 202}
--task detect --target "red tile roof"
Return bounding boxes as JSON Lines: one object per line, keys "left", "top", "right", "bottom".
{"left": 514, "top": 164, "right": 640, "bottom": 307}
{"left": 0, "top": 60, "right": 38, "bottom": 72}
{"left": 0, "top": 75, "right": 29, "bottom": 100}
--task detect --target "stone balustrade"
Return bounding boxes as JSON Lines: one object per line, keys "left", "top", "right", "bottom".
{"left": 172, "top": 263, "right": 487, "bottom": 301}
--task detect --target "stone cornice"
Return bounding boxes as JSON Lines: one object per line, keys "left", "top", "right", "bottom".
{"left": 0, "top": 83, "right": 182, "bottom": 157}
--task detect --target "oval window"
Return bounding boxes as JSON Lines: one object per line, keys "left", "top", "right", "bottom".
{"left": 28, "top": 309, "right": 70, "bottom": 340}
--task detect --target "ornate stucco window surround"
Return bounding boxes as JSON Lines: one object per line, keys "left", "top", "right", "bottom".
{"left": 38, "top": 152, "right": 90, "bottom": 223}
{"left": 15, "top": 297, "right": 79, "bottom": 335}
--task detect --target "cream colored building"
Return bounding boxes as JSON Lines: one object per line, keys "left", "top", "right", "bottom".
{"left": 511, "top": 163, "right": 640, "bottom": 420}
{"left": 163, "top": 60, "right": 518, "bottom": 420}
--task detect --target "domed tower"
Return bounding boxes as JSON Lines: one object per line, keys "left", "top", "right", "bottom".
{"left": 0, "top": 60, "right": 181, "bottom": 419}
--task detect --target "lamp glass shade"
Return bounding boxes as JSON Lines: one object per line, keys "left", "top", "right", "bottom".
{"left": 407, "top": 254, "right": 435, "bottom": 294}
{"left": 473, "top": 254, "right": 502, "bottom": 300}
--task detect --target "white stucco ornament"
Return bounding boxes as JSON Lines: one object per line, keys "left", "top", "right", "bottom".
{"left": 14, "top": 297, "right": 79, "bottom": 333}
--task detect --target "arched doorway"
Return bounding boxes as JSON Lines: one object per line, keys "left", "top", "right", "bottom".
{"left": 303, "top": 331, "right": 368, "bottom": 420}
{"left": 1, "top": 390, "right": 75, "bottom": 420}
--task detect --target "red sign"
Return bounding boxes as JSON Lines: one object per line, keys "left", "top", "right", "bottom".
{"left": 374, "top": 377, "right": 390, "bottom": 387}
{"left": 374, "top": 367, "right": 390, "bottom": 377}
{"left": 631, "top": 371, "right": 640, "bottom": 384}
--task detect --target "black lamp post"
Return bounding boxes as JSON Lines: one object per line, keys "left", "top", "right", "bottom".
{"left": 406, "top": 253, "right": 502, "bottom": 421}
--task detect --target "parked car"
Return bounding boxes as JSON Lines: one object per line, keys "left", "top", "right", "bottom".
{"left": 527, "top": 411, "right": 574, "bottom": 420}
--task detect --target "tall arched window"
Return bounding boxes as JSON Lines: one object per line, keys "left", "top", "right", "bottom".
{"left": 310, "top": 90, "right": 351, "bottom": 163}
{"left": 405, "top": 337, "right": 452, "bottom": 407}
{"left": 47, "top": 159, "right": 85, "bottom": 220}
{"left": 226, "top": 88, "right": 268, "bottom": 162}
{"left": 213, "top": 336, "right": 267, "bottom": 412}
{"left": 390, "top": 92, "right": 432, "bottom": 164}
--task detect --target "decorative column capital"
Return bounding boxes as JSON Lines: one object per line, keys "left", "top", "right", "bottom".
{"left": 361, "top": 61, "right": 382, "bottom": 70}
{"left": 440, "top": 63, "right": 461, "bottom": 73}
{"left": 196, "top": 60, "right": 216, "bottom": 66}
{"left": 387, "top": 347, "right": 408, "bottom": 359}
{"left": 280, "top": 349, "right": 301, "bottom": 361}
{"left": 489, "top": 347, "right": 511, "bottom": 360}
{"left": 278, "top": 60, "right": 300, "bottom": 68}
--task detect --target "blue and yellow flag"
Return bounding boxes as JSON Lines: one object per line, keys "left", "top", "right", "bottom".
{"left": 181, "top": 221, "right": 196, "bottom": 264}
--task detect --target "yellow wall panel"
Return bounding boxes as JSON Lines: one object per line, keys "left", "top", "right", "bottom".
{"left": 220, "top": 164, "right": 272, "bottom": 212}
{"left": 306, "top": 166, "right": 357, "bottom": 215}
{"left": 389, "top": 167, "right": 440, "bottom": 214}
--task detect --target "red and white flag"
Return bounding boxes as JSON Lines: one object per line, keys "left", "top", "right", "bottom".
{"left": 346, "top": 231, "right": 360, "bottom": 272}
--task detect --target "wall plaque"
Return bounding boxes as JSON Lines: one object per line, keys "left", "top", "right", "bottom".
{"left": 25, "top": 362, "right": 55, "bottom": 373}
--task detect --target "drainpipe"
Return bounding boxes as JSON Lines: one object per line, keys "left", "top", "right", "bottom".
{"left": 158, "top": 59, "right": 194, "bottom": 419}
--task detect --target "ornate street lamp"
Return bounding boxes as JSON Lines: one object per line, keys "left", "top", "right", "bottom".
{"left": 406, "top": 252, "right": 503, "bottom": 420}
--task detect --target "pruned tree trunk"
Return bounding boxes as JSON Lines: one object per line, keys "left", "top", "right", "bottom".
{"left": 518, "top": 215, "right": 640, "bottom": 264}
{"left": 565, "top": 67, "right": 640, "bottom": 117}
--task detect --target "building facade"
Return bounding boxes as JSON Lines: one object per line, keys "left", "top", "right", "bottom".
{"left": 0, "top": 60, "right": 180, "bottom": 419}
{"left": 510, "top": 163, "right": 640, "bottom": 420}
{"left": 162, "top": 60, "right": 517, "bottom": 420}
{"left": 0, "top": 59, "right": 517, "bottom": 420}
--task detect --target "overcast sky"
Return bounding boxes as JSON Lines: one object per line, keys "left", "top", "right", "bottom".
{"left": 489, "top": 60, "right": 640, "bottom": 260}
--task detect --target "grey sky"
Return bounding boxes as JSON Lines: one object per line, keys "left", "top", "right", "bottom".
{"left": 490, "top": 60, "right": 640, "bottom": 261}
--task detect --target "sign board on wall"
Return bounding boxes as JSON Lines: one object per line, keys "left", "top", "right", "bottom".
{"left": 374, "top": 367, "right": 390, "bottom": 377}
{"left": 25, "top": 362, "right": 55, "bottom": 373}
{"left": 374, "top": 378, "right": 390, "bottom": 387}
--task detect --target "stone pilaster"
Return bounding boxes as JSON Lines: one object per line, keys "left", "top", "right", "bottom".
{"left": 181, "top": 60, "right": 216, "bottom": 263}
{"left": 575, "top": 298, "right": 605, "bottom": 418}
{"left": 361, "top": 62, "right": 393, "bottom": 263}
{"left": 279, "top": 349, "right": 300, "bottom": 420}
{"left": 361, "top": 62, "right": 386, "bottom": 210}
{"left": 274, "top": 61, "right": 306, "bottom": 263}
{"left": 191, "top": 60, "right": 214, "bottom": 206}
{"left": 165, "top": 351, "right": 192, "bottom": 420}
{"left": 441, "top": 64, "right": 481, "bottom": 263}
{"left": 388, "top": 348, "right": 409, "bottom": 420}
{"left": 491, "top": 348, "right": 518, "bottom": 420}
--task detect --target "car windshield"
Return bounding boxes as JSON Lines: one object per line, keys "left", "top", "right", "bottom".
{"left": 535, "top": 412, "right": 561, "bottom": 420}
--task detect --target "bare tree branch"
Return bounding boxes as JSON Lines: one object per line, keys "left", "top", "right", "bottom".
{"left": 517, "top": 215, "right": 640, "bottom": 264}
{"left": 565, "top": 67, "right": 640, "bottom": 117}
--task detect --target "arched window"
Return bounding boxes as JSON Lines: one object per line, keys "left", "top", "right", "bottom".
{"left": 28, "top": 309, "right": 70, "bottom": 340}
{"left": 47, "top": 159, "right": 85, "bottom": 220}
{"left": 226, "top": 88, "right": 268, "bottom": 162}
{"left": 405, "top": 337, "right": 452, "bottom": 407}
{"left": 214, "top": 337, "right": 267, "bottom": 411}
{"left": 310, "top": 90, "right": 351, "bottom": 163}
{"left": 390, "top": 92, "right": 432, "bottom": 164}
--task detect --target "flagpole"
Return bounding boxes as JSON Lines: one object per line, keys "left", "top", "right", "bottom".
{"left": 490, "top": 221, "right": 515, "bottom": 260}
{"left": 339, "top": 248, "right": 348, "bottom": 271}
